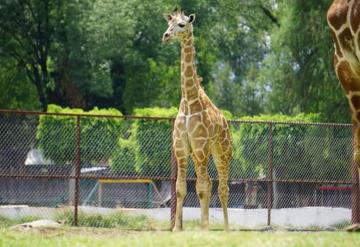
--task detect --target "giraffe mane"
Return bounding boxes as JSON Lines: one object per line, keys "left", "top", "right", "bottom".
{"left": 169, "top": 6, "right": 186, "bottom": 19}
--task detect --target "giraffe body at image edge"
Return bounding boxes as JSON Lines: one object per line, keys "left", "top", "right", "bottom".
{"left": 162, "top": 10, "right": 232, "bottom": 231}
{"left": 327, "top": 0, "right": 360, "bottom": 231}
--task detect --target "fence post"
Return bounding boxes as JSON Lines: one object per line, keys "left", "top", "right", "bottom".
{"left": 170, "top": 119, "right": 177, "bottom": 230}
{"left": 267, "top": 122, "right": 274, "bottom": 226}
{"left": 351, "top": 125, "right": 360, "bottom": 224}
{"left": 74, "top": 115, "right": 81, "bottom": 226}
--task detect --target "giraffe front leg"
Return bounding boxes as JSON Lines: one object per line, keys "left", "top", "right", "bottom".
{"left": 193, "top": 154, "right": 211, "bottom": 230}
{"left": 347, "top": 124, "right": 360, "bottom": 232}
{"left": 173, "top": 157, "right": 187, "bottom": 231}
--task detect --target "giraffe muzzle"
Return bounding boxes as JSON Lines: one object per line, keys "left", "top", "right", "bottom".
{"left": 162, "top": 33, "right": 171, "bottom": 43}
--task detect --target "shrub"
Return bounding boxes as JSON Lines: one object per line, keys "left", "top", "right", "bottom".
{"left": 55, "top": 210, "right": 155, "bottom": 229}
{"left": 36, "top": 104, "right": 123, "bottom": 165}
{"left": 229, "top": 113, "right": 351, "bottom": 180}
{"left": 110, "top": 107, "right": 176, "bottom": 176}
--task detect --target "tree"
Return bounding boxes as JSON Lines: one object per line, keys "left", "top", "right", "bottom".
{"left": 0, "top": 0, "right": 58, "bottom": 110}
{"left": 257, "top": 0, "right": 348, "bottom": 121}
{"left": 0, "top": 59, "right": 40, "bottom": 110}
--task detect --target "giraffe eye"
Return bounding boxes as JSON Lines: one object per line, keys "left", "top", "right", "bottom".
{"left": 178, "top": 23, "right": 185, "bottom": 28}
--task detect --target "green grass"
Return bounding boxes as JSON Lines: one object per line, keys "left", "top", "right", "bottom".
{"left": 0, "top": 214, "right": 359, "bottom": 247}
{"left": 0, "top": 215, "right": 41, "bottom": 228}
{"left": 55, "top": 210, "right": 159, "bottom": 229}
{"left": 1, "top": 227, "right": 360, "bottom": 247}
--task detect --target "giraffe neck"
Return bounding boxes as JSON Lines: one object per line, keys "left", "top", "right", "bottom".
{"left": 180, "top": 31, "right": 201, "bottom": 105}
{"left": 328, "top": 0, "right": 360, "bottom": 78}
{"left": 328, "top": 0, "right": 360, "bottom": 152}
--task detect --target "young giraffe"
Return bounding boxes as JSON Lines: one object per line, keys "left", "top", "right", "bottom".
{"left": 327, "top": 0, "right": 360, "bottom": 230}
{"left": 162, "top": 10, "right": 232, "bottom": 231}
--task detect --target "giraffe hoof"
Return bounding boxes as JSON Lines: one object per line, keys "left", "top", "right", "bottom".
{"left": 346, "top": 224, "right": 360, "bottom": 232}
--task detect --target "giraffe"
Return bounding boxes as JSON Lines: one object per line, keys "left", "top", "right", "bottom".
{"left": 327, "top": 0, "right": 360, "bottom": 231}
{"left": 162, "top": 10, "right": 232, "bottom": 231}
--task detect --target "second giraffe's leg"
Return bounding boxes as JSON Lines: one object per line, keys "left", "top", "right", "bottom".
{"left": 193, "top": 155, "right": 211, "bottom": 230}
{"left": 173, "top": 157, "right": 187, "bottom": 231}
{"left": 213, "top": 154, "right": 230, "bottom": 231}
{"left": 348, "top": 127, "right": 360, "bottom": 231}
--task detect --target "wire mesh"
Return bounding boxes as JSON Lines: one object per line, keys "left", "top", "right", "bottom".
{"left": 0, "top": 110, "right": 358, "bottom": 230}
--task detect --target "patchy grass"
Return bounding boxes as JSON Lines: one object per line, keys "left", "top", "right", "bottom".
{"left": 0, "top": 215, "right": 40, "bottom": 228}
{"left": 331, "top": 220, "right": 352, "bottom": 230}
{"left": 1, "top": 227, "right": 360, "bottom": 247}
{"left": 0, "top": 215, "right": 359, "bottom": 247}
{"left": 55, "top": 210, "right": 160, "bottom": 230}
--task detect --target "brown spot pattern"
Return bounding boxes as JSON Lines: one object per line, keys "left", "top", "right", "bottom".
{"left": 327, "top": 3, "right": 348, "bottom": 30}
{"left": 351, "top": 1, "right": 360, "bottom": 32}
{"left": 185, "top": 66, "right": 193, "bottom": 77}
{"left": 185, "top": 79, "right": 194, "bottom": 87}
{"left": 189, "top": 101, "right": 203, "bottom": 113}
{"left": 188, "top": 114, "right": 202, "bottom": 129}
{"left": 192, "top": 124, "right": 207, "bottom": 139}
{"left": 351, "top": 95, "right": 360, "bottom": 109}
{"left": 337, "top": 61, "right": 360, "bottom": 92}
{"left": 184, "top": 47, "right": 192, "bottom": 53}
{"left": 186, "top": 88, "right": 198, "bottom": 101}
{"left": 185, "top": 54, "right": 192, "bottom": 63}
{"left": 338, "top": 27, "right": 353, "bottom": 52}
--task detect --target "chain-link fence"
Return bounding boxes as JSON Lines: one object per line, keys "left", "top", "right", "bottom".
{"left": 0, "top": 110, "right": 359, "bottom": 230}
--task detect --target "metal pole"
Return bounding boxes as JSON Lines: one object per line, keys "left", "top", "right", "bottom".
{"left": 351, "top": 124, "right": 360, "bottom": 224}
{"left": 170, "top": 119, "right": 177, "bottom": 230}
{"left": 74, "top": 115, "right": 81, "bottom": 226}
{"left": 98, "top": 182, "right": 103, "bottom": 207}
{"left": 267, "top": 123, "right": 274, "bottom": 226}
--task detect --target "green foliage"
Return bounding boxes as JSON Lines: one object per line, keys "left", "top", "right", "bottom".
{"left": 35, "top": 103, "right": 350, "bottom": 181}
{"left": 237, "top": 114, "right": 322, "bottom": 179}
{"left": 36, "top": 104, "right": 123, "bottom": 164}
{"left": 110, "top": 123, "right": 140, "bottom": 175}
{"left": 257, "top": 0, "right": 348, "bottom": 121}
{"left": 0, "top": 60, "right": 40, "bottom": 110}
{"left": 230, "top": 113, "right": 351, "bottom": 180}
{"left": 110, "top": 107, "right": 176, "bottom": 176}
{"left": 0, "top": 0, "right": 351, "bottom": 122}
{"left": 133, "top": 107, "right": 178, "bottom": 118}
{"left": 220, "top": 109, "right": 234, "bottom": 120}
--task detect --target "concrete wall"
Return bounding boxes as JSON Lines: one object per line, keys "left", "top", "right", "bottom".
{"left": 0, "top": 205, "right": 350, "bottom": 229}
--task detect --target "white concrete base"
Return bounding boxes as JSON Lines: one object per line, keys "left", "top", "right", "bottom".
{"left": 0, "top": 205, "right": 351, "bottom": 229}
{"left": 118, "top": 207, "right": 350, "bottom": 228}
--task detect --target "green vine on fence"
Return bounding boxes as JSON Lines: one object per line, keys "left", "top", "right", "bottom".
{"left": 36, "top": 105, "right": 352, "bottom": 181}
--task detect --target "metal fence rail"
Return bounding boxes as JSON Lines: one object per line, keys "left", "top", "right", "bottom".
{"left": 0, "top": 109, "right": 359, "bottom": 229}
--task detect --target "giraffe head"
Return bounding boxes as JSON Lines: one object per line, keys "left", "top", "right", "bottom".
{"left": 162, "top": 10, "right": 195, "bottom": 43}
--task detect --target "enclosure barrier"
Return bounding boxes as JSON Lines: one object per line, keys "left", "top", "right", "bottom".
{"left": 0, "top": 109, "right": 359, "bottom": 230}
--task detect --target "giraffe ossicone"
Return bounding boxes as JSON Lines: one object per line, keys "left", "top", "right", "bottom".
{"left": 162, "top": 10, "right": 232, "bottom": 231}
{"left": 328, "top": 0, "right": 360, "bottom": 231}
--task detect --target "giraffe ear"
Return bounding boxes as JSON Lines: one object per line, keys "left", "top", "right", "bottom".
{"left": 188, "top": 14, "right": 196, "bottom": 23}
{"left": 164, "top": 14, "right": 172, "bottom": 22}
